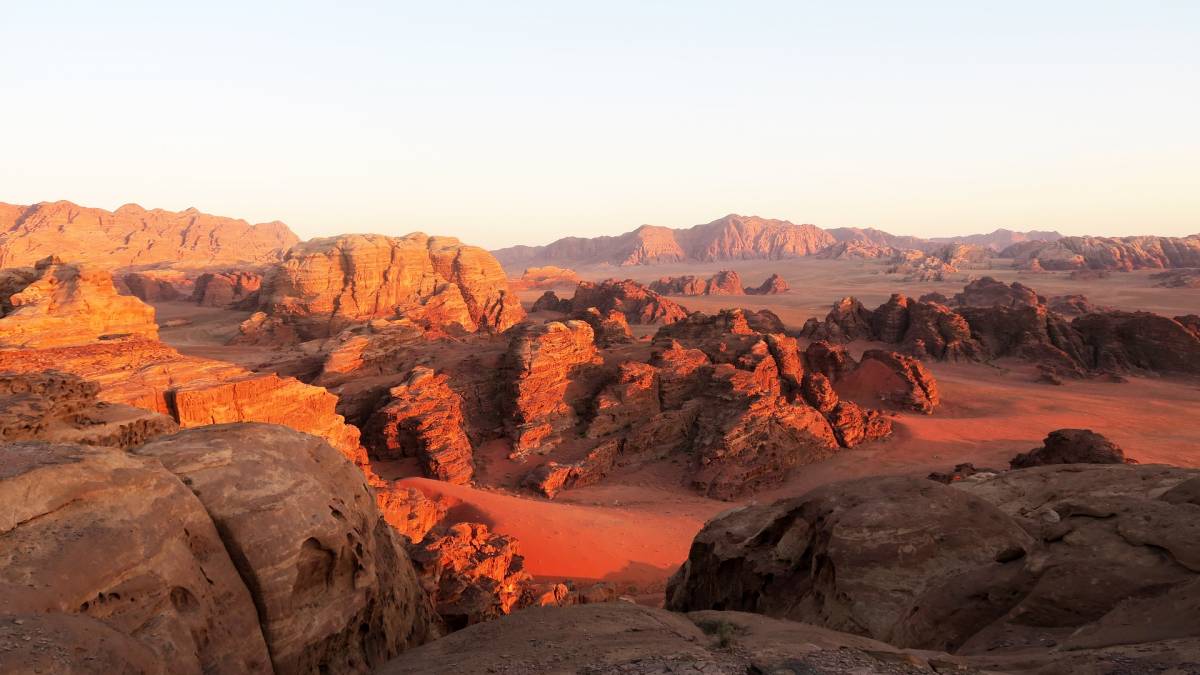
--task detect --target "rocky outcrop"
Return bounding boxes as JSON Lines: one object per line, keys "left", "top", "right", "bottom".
{"left": 0, "top": 338, "right": 367, "bottom": 466}
{"left": 502, "top": 321, "right": 603, "bottom": 456}
{"left": 362, "top": 367, "right": 474, "bottom": 484}
{"left": 0, "top": 370, "right": 177, "bottom": 448}
{"left": 1002, "top": 234, "right": 1200, "bottom": 270}
{"left": 1047, "top": 293, "right": 1100, "bottom": 315}
{"left": 952, "top": 276, "right": 1042, "bottom": 308}
{"left": 122, "top": 269, "right": 192, "bottom": 302}
{"left": 132, "top": 424, "right": 439, "bottom": 672}
{"left": 567, "top": 279, "right": 689, "bottom": 324}
{"left": 191, "top": 270, "right": 263, "bottom": 307}
{"left": 571, "top": 307, "right": 633, "bottom": 346}
{"left": 408, "top": 523, "right": 531, "bottom": 631}
{"left": 530, "top": 290, "right": 572, "bottom": 313}
{"left": 522, "top": 441, "right": 621, "bottom": 499}
{"left": 0, "top": 257, "right": 159, "bottom": 348}
{"left": 493, "top": 214, "right": 834, "bottom": 266}
{"left": 799, "top": 296, "right": 875, "bottom": 342}
{"left": 244, "top": 233, "right": 524, "bottom": 341}
{"left": 885, "top": 249, "right": 959, "bottom": 281}
{"left": 931, "top": 227, "right": 1062, "bottom": 251}
{"left": 815, "top": 240, "right": 903, "bottom": 260}
{"left": 0, "top": 200, "right": 298, "bottom": 268}
{"left": 1072, "top": 310, "right": 1200, "bottom": 374}
{"left": 649, "top": 270, "right": 744, "bottom": 295}
{"left": 667, "top": 463, "right": 1200, "bottom": 658}
{"left": 1010, "top": 428, "right": 1133, "bottom": 468}
{"left": 509, "top": 266, "right": 580, "bottom": 290}
{"left": 745, "top": 273, "right": 789, "bottom": 294}
{"left": 1151, "top": 268, "right": 1200, "bottom": 288}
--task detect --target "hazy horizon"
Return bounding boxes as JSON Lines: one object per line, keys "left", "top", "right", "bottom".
{"left": 3, "top": 2, "right": 1197, "bottom": 249}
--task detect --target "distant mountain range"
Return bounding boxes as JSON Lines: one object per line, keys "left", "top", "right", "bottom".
{"left": 492, "top": 214, "right": 1065, "bottom": 268}
{"left": 0, "top": 200, "right": 299, "bottom": 269}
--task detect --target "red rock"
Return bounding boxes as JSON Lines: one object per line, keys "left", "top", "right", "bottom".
{"left": 1002, "top": 235, "right": 1200, "bottom": 270}
{"left": 531, "top": 289, "right": 573, "bottom": 313}
{"left": 804, "top": 341, "right": 857, "bottom": 382}
{"left": 649, "top": 270, "right": 744, "bottom": 296}
{"left": 1151, "top": 268, "right": 1200, "bottom": 288}
{"left": 409, "top": 523, "right": 531, "bottom": 630}
{"left": 245, "top": 233, "right": 524, "bottom": 341}
{"left": 0, "top": 258, "right": 159, "bottom": 348}
{"left": 651, "top": 340, "right": 711, "bottom": 409}
{"left": 800, "top": 371, "right": 839, "bottom": 414}
{"left": 951, "top": 276, "right": 1043, "bottom": 308}
{"left": 1010, "top": 428, "right": 1134, "bottom": 468}
{"left": 572, "top": 307, "right": 633, "bottom": 346}
{"left": 0, "top": 200, "right": 297, "bottom": 268}
{"left": 122, "top": 269, "right": 192, "bottom": 301}
{"left": 503, "top": 321, "right": 602, "bottom": 456}
{"left": 191, "top": 271, "right": 263, "bottom": 307}
{"left": 510, "top": 265, "right": 580, "bottom": 290}
{"left": 376, "top": 485, "right": 449, "bottom": 544}
{"left": 800, "top": 296, "right": 874, "bottom": 342}
{"left": 827, "top": 400, "right": 892, "bottom": 447}
{"left": 587, "top": 363, "right": 660, "bottom": 438}
{"left": 744, "top": 273, "right": 790, "bottom": 295}
{"left": 569, "top": 279, "right": 688, "bottom": 324}
{"left": 850, "top": 350, "right": 941, "bottom": 414}
{"left": 363, "top": 366, "right": 475, "bottom": 484}
{"left": 815, "top": 241, "right": 903, "bottom": 260}
{"left": 522, "top": 440, "right": 622, "bottom": 499}
{"left": 1071, "top": 311, "right": 1200, "bottom": 375}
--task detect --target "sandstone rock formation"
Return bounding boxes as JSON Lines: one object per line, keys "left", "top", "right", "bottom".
{"left": 571, "top": 307, "right": 633, "bottom": 346}
{"left": 649, "top": 270, "right": 744, "bottom": 295}
{"left": 243, "top": 233, "right": 524, "bottom": 342}
{"left": 509, "top": 265, "right": 580, "bottom": 290}
{"left": 1002, "top": 234, "right": 1200, "bottom": 270}
{"left": 0, "top": 338, "right": 366, "bottom": 465}
{"left": 131, "top": 424, "right": 439, "bottom": 672}
{"left": 0, "top": 370, "right": 177, "bottom": 448}
{"left": 362, "top": 366, "right": 475, "bottom": 484}
{"left": 493, "top": 214, "right": 834, "bottom": 267}
{"left": 1151, "top": 268, "right": 1200, "bottom": 288}
{"left": 667, "top": 463, "right": 1200, "bottom": 660}
{"left": 122, "top": 269, "right": 193, "bottom": 302}
{"left": 930, "top": 227, "right": 1063, "bottom": 251}
{"left": 815, "top": 240, "right": 903, "bottom": 260}
{"left": 0, "top": 257, "right": 158, "bottom": 348}
{"left": 745, "top": 272, "right": 789, "bottom": 295}
{"left": 1009, "top": 428, "right": 1133, "bottom": 468}
{"left": 568, "top": 279, "right": 689, "bottom": 324}
{"left": 0, "top": 200, "right": 297, "bottom": 268}
{"left": 502, "top": 321, "right": 602, "bottom": 456}
{"left": 191, "top": 270, "right": 263, "bottom": 307}
{"left": 530, "top": 289, "right": 572, "bottom": 313}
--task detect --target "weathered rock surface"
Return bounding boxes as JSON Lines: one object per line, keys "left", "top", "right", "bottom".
{"left": 1002, "top": 234, "right": 1200, "bottom": 270}
{"left": 0, "top": 370, "right": 177, "bottom": 448}
{"left": 509, "top": 265, "right": 580, "bottom": 290}
{"left": 745, "top": 272, "right": 789, "bottom": 295}
{"left": 650, "top": 270, "right": 745, "bottom": 295}
{"left": 0, "top": 258, "right": 159, "bottom": 348}
{"left": 244, "top": 233, "right": 524, "bottom": 341}
{"left": 0, "top": 200, "right": 297, "bottom": 268}
{"left": 502, "top": 321, "right": 602, "bottom": 456}
{"left": 530, "top": 289, "right": 572, "bottom": 313}
{"left": 668, "top": 464, "right": 1200, "bottom": 660}
{"left": 568, "top": 279, "right": 689, "bottom": 324}
{"left": 191, "top": 270, "right": 263, "bottom": 307}
{"left": 571, "top": 307, "right": 633, "bottom": 346}
{"left": 1009, "top": 428, "right": 1133, "bottom": 468}
{"left": 1151, "top": 268, "right": 1200, "bottom": 288}
{"left": 0, "top": 441, "right": 274, "bottom": 673}
{"left": 363, "top": 366, "right": 475, "bottom": 484}
{"left": 122, "top": 269, "right": 192, "bottom": 302}
{"left": 493, "top": 214, "right": 834, "bottom": 267}
{"left": 133, "top": 424, "right": 439, "bottom": 673}
{"left": 0, "top": 338, "right": 367, "bottom": 466}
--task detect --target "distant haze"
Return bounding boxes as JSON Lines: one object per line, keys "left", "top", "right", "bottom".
{"left": 1, "top": 2, "right": 1196, "bottom": 249}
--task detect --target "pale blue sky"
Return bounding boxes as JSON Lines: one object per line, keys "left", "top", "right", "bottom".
{"left": 2, "top": 1, "right": 1197, "bottom": 248}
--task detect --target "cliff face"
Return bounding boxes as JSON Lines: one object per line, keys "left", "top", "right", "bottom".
{"left": 0, "top": 257, "right": 159, "bottom": 348}
{"left": 0, "top": 200, "right": 298, "bottom": 268}
{"left": 246, "top": 233, "right": 524, "bottom": 341}
{"left": 493, "top": 215, "right": 833, "bottom": 267}
{"left": 1001, "top": 235, "right": 1200, "bottom": 270}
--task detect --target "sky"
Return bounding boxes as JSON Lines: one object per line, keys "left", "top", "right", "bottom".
{"left": 1, "top": 1, "right": 1197, "bottom": 249}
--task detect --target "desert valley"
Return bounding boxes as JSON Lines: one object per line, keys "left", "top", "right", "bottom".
{"left": 1, "top": 201, "right": 1199, "bottom": 674}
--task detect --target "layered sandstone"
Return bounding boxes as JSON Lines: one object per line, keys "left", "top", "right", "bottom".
{"left": 568, "top": 279, "right": 689, "bottom": 324}
{"left": 244, "top": 233, "right": 524, "bottom": 342}
{"left": 0, "top": 257, "right": 158, "bottom": 348}
{"left": 362, "top": 366, "right": 475, "bottom": 484}
{"left": 191, "top": 270, "right": 263, "bottom": 307}
{"left": 745, "top": 273, "right": 789, "bottom": 294}
{"left": 0, "top": 200, "right": 297, "bottom": 268}
{"left": 1002, "top": 234, "right": 1200, "bottom": 270}
{"left": 509, "top": 265, "right": 580, "bottom": 290}
{"left": 649, "top": 270, "right": 744, "bottom": 296}
{"left": 122, "top": 268, "right": 193, "bottom": 301}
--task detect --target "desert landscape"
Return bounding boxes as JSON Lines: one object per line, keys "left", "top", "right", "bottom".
{"left": 4, "top": 4, "right": 1199, "bottom": 673}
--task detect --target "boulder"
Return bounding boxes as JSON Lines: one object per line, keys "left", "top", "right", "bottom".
{"left": 1009, "top": 428, "right": 1132, "bottom": 468}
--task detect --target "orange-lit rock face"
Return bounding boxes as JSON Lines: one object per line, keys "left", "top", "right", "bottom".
{"left": 191, "top": 271, "right": 263, "bottom": 307}
{"left": 247, "top": 233, "right": 524, "bottom": 341}
{"left": 510, "top": 265, "right": 580, "bottom": 290}
{"left": 1002, "top": 234, "right": 1200, "bottom": 270}
{"left": 0, "top": 338, "right": 366, "bottom": 466}
{"left": 122, "top": 269, "right": 193, "bottom": 302}
{"left": 0, "top": 258, "right": 159, "bottom": 348}
{"left": 503, "top": 320, "right": 602, "bottom": 456}
{"left": 0, "top": 200, "right": 297, "bottom": 268}
{"left": 363, "top": 366, "right": 475, "bottom": 484}
{"left": 568, "top": 279, "right": 689, "bottom": 324}
{"left": 649, "top": 270, "right": 744, "bottom": 296}
{"left": 745, "top": 273, "right": 789, "bottom": 295}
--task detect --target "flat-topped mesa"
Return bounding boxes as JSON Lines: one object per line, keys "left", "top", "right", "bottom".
{"left": 0, "top": 257, "right": 158, "bottom": 348}
{"left": 0, "top": 370, "right": 178, "bottom": 448}
{"left": 502, "top": 320, "right": 603, "bottom": 457}
{"left": 0, "top": 200, "right": 298, "bottom": 268}
{"left": 0, "top": 338, "right": 368, "bottom": 466}
{"left": 241, "top": 233, "right": 525, "bottom": 342}
{"left": 1002, "top": 234, "right": 1200, "bottom": 270}
{"left": 509, "top": 265, "right": 580, "bottom": 290}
